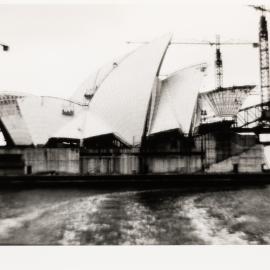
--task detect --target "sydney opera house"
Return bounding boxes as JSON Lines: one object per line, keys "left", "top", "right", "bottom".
{"left": 0, "top": 34, "right": 265, "bottom": 175}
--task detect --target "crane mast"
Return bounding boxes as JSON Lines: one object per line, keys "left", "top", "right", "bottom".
{"left": 249, "top": 5, "right": 270, "bottom": 120}
{"left": 215, "top": 35, "right": 223, "bottom": 89}
{"left": 127, "top": 38, "right": 256, "bottom": 91}
{"left": 259, "top": 14, "right": 270, "bottom": 109}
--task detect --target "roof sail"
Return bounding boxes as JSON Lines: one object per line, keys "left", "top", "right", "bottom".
{"left": 148, "top": 63, "right": 208, "bottom": 136}
{"left": 70, "top": 50, "right": 137, "bottom": 106}
{"left": 0, "top": 92, "right": 33, "bottom": 145}
{"left": 17, "top": 96, "right": 84, "bottom": 145}
{"left": 52, "top": 108, "right": 113, "bottom": 140}
{"left": 87, "top": 34, "right": 172, "bottom": 146}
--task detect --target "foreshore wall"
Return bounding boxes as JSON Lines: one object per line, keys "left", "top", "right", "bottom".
{"left": 81, "top": 152, "right": 202, "bottom": 175}
{"left": 0, "top": 132, "right": 265, "bottom": 175}
{"left": 0, "top": 148, "right": 80, "bottom": 175}
{"left": 0, "top": 148, "right": 203, "bottom": 175}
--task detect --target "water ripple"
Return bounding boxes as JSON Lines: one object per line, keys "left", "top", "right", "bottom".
{"left": 0, "top": 187, "right": 270, "bottom": 245}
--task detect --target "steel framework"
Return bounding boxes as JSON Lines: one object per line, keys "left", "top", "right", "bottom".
{"left": 259, "top": 14, "right": 270, "bottom": 108}
{"left": 215, "top": 35, "right": 223, "bottom": 89}
{"left": 249, "top": 5, "right": 270, "bottom": 121}
{"left": 236, "top": 102, "right": 264, "bottom": 128}
{"left": 235, "top": 101, "right": 270, "bottom": 134}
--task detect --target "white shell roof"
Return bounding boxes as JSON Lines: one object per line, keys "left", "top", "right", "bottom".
{"left": 19, "top": 96, "right": 86, "bottom": 145}
{"left": 52, "top": 111, "right": 85, "bottom": 140}
{"left": 0, "top": 96, "right": 85, "bottom": 145}
{"left": 0, "top": 90, "right": 31, "bottom": 97}
{"left": 0, "top": 35, "right": 172, "bottom": 146}
{"left": 53, "top": 108, "right": 113, "bottom": 140}
{"left": 52, "top": 34, "right": 172, "bottom": 145}
{"left": 87, "top": 34, "right": 172, "bottom": 145}
{"left": 70, "top": 51, "right": 136, "bottom": 105}
{"left": 148, "top": 79, "right": 180, "bottom": 135}
{"left": 149, "top": 63, "right": 208, "bottom": 135}
{"left": 0, "top": 113, "right": 33, "bottom": 145}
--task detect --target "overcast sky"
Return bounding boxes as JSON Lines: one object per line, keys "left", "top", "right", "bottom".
{"left": 0, "top": 0, "right": 266, "bottom": 99}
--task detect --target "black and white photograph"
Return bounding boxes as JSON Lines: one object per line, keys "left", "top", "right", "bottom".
{"left": 0, "top": 1, "right": 270, "bottom": 259}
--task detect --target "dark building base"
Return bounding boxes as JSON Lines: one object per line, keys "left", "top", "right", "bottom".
{"left": 0, "top": 173, "right": 270, "bottom": 189}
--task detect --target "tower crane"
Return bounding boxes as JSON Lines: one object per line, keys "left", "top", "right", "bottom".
{"left": 171, "top": 36, "right": 258, "bottom": 89}
{"left": 127, "top": 38, "right": 257, "bottom": 90}
{"left": 248, "top": 5, "right": 270, "bottom": 121}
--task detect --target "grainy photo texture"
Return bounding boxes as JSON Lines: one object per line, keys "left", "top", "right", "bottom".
{"left": 0, "top": 2, "right": 269, "bottom": 245}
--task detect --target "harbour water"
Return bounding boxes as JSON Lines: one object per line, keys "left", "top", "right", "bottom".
{"left": 1, "top": 185, "right": 270, "bottom": 245}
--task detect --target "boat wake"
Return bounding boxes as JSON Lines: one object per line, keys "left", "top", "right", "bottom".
{"left": 179, "top": 198, "right": 250, "bottom": 244}
{"left": 0, "top": 188, "right": 269, "bottom": 245}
